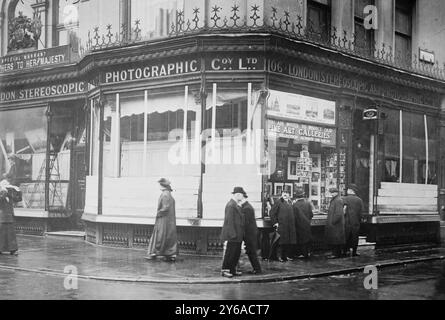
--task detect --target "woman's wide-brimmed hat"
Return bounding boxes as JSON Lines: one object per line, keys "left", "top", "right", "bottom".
{"left": 158, "top": 178, "right": 172, "bottom": 190}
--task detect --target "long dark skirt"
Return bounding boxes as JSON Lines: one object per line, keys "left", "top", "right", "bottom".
{"left": 0, "top": 223, "right": 18, "bottom": 252}
{"left": 147, "top": 216, "right": 178, "bottom": 257}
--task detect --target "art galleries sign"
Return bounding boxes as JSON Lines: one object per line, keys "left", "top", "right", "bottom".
{"left": 0, "top": 45, "right": 72, "bottom": 73}
{"left": 268, "top": 120, "right": 336, "bottom": 146}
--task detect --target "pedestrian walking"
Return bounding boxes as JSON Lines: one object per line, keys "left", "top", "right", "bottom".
{"left": 240, "top": 194, "right": 262, "bottom": 275}
{"left": 220, "top": 187, "right": 246, "bottom": 278}
{"left": 270, "top": 190, "right": 297, "bottom": 262}
{"left": 0, "top": 181, "right": 22, "bottom": 256}
{"left": 145, "top": 178, "right": 178, "bottom": 262}
{"left": 343, "top": 184, "right": 365, "bottom": 257}
{"left": 325, "top": 187, "right": 346, "bottom": 259}
{"left": 292, "top": 188, "right": 313, "bottom": 259}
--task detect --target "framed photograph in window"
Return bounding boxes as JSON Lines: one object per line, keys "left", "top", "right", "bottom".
{"left": 284, "top": 183, "right": 293, "bottom": 197}
{"left": 274, "top": 183, "right": 284, "bottom": 196}
{"left": 288, "top": 157, "right": 299, "bottom": 180}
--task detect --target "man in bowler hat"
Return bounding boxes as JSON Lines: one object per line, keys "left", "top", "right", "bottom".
{"left": 343, "top": 184, "right": 365, "bottom": 257}
{"left": 220, "top": 187, "right": 246, "bottom": 278}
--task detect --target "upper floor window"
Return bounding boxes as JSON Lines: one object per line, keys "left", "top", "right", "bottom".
{"left": 131, "top": 0, "right": 178, "bottom": 39}
{"left": 54, "top": 0, "right": 80, "bottom": 46}
{"left": 354, "top": 0, "right": 375, "bottom": 57}
{"left": 307, "top": 0, "right": 331, "bottom": 42}
{"left": 395, "top": 0, "right": 414, "bottom": 66}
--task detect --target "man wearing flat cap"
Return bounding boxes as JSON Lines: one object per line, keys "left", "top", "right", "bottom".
{"left": 343, "top": 184, "right": 365, "bottom": 257}
{"left": 220, "top": 187, "right": 246, "bottom": 278}
{"left": 325, "top": 187, "right": 346, "bottom": 259}
{"left": 146, "top": 178, "right": 178, "bottom": 262}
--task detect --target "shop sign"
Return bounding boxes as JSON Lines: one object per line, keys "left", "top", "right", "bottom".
{"left": 267, "top": 90, "right": 336, "bottom": 126}
{"left": 102, "top": 55, "right": 264, "bottom": 84}
{"left": 363, "top": 108, "right": 378, "bottom": 120}
{"left": 0, "top": 81, "right": 86, "bottom": 103}
{"left": 0, "top": 45, "right": 72, "bottom": 73}
{"left": 266, "top": 59, "right": 435, "bottom": 106}
{"left": 267, "top": 120, "right": 336, "bottom": 146}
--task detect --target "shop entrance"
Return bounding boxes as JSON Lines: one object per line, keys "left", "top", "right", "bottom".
{"left": 352, "top": 109, "right": 372, "bottom": 214}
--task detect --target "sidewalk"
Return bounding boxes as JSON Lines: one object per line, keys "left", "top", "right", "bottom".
{"left": 0, "top": 235, "right": 444, "bottom": 284}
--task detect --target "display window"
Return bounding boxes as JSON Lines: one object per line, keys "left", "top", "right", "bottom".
{"left": 0, "top": 107, "right": 47, "bottom": 209}
{"left": 264, "top": 90, "right": 338, "bottom": 215}
{"left": 377, "top": 108, "right": 438, "bottom": 185}
{"left": 0, "top": 105, "right": 77, "bottom": 211}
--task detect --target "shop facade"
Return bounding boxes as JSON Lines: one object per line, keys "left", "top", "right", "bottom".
{"left": 77, "top": 32, "right": 443, "bottom": 253}
{"left": 0, "top": 45, "right": 87, "bottom": 234}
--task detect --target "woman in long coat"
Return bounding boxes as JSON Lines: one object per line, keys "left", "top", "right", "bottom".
{"left": 325, "top": 188, "right": 346, "bottom": 258}
{"left": 146, "top": 178, "right": 178, "bottom": 262}
{"left": 0, "top": 184, "right": 22, "bottom": 255}
{"left": 270, "top": 191, "right": 297, "bottom": 262}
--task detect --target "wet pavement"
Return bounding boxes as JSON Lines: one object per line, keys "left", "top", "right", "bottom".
{"left": 0, "top": 235, "right": 444, "bottom": 285}
{"left": 1, "top": 259, "right": 444, "bottom": 300}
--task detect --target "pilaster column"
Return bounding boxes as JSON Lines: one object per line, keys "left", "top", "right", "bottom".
{"left": 31, "top": 0, "right": 49, "bottom": 49}
{"left": 438, "top": 96, "right": 445, "bottom": 221}
{"left": 375, "top": 0, "right": 394, "bottom": 56}
{"left": 331, "top": 0, "right": 353, "bottom": 41}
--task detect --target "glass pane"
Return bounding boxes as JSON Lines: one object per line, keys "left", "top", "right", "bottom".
{"left": 355, "top": 0, "right": 374, "bottom": 18}
{"left": 379, "top": 108, "right": 400, "bottom": 183}
{"left": 395, "top": 10, "right": 412, "bottom": 35}
{"left": 58, "top": 30, "right": 69, "bottom": 46}
{"left": 131, "top": 0, "right": 178, "bottom": 39}
{"left": 426, "top": 116, "right": 438, "bottom": 184}
{"left": 402, "top": 112, "right": 425, "bottom": 184}
{"left": 0, "top": 107, "right": 47, "bottom": 209}
{"left": 58, "top": 0, "right": 80, "bottom": 25}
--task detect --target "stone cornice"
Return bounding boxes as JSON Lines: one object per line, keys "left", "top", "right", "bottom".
{"left": 1, "top": 33, "right": 445, "bottom": 98}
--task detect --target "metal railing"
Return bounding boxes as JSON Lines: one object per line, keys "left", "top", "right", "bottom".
{"left": 79, "top": 4, "right": 445, "bottom": 81}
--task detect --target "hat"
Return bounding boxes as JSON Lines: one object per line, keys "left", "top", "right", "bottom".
{"left": 232, "top": 187, "right": 247, "bottom": 197}
{"left": 158, "top": 178, "right": 172, "bottom": 190}
{"left": 295, "top": 188, "right": 305, "bottom": 198}
{"left": 348, "top": 184, "right": 360, "bottom": 195}
{"left": 7, "top": 154, "right": 18, "bottom": 160}
{"left": 329, "top": 187, "right": 339, "bottom": 193}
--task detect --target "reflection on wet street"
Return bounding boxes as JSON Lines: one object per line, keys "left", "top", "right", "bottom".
{"left": 1, "top": 260, "right": 444, "bottom": 300}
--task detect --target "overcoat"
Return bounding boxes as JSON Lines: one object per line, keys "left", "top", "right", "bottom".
{"left": 343, "top": 195, "right": 364, "bottom": 245}
{"left": 325, "top": 195, "right": 346, "bottom": 246}
{"left": 147, "top": 190, "right": 178, "bottom": 257}
{"left": 242, "top": 201, "right": 258, "bottom": 251}
{"left": 293, "top": 199, "right": 313, "bottom": 245}
{"left": 0, "top": 187, "right": 21, "bottom": 252}
{"left": 220, "top": 199, "right": 244, "bottom": 242}
{"left": 270, "top": 199, "right": 297, "bottom": 245}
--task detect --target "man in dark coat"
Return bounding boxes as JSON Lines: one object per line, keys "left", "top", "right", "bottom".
{"left": 241, "top": 194, "right": 262, "bottom": 274}
{"left": 146, "top": 178, "right": 178, "bottom": 262}
{"left": 292, "top": 188, "right": 313, "bottom": 259}
{"left": 0, "top": 184, "right": 22, "bottom": 255}
{"left": 220, "top": 187, "right": 246, "bottom": 278}
{"left": 270, "top": 190, "right": 297, "bottom": 262}
{"left": 325, "top": 187, "right": 346, "bottom": 259}
{"left": 343, "top": 184, "right": 365, "bottom": 257}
